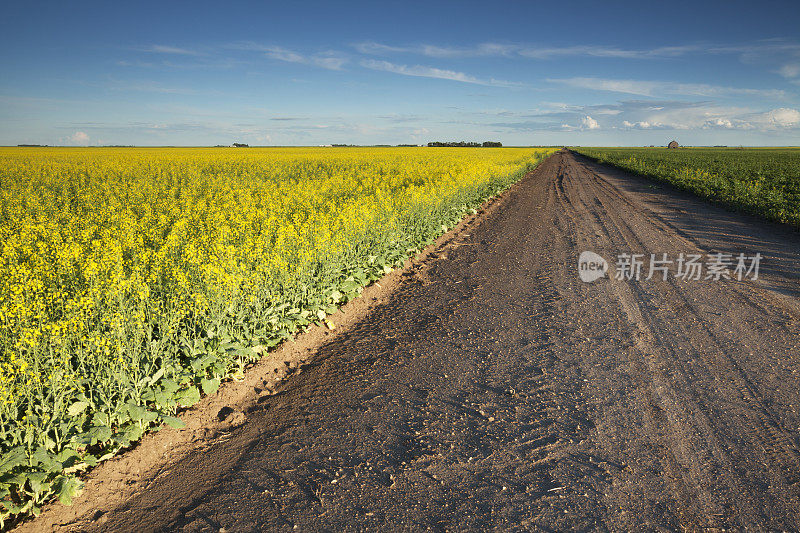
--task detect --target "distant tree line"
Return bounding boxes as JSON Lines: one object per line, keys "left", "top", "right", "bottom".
{"left": 330, "top": 144, "right": 421, "bottom": 147}
{"left": 427, "top": 141, "right": 502, "bottom": 147}
{"left": 232, "top": 143, "right": 249, "bottom": 148}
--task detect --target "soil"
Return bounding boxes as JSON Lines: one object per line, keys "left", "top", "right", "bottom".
{"left": 19, "top": 150, "right": 800, "bottom": 531}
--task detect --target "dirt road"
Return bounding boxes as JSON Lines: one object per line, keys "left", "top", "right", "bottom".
{"left": 27, "top": 150, "right": 800, "bottom": 531}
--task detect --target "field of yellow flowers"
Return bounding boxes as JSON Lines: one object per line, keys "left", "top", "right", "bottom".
{"left": 0, "top": 146, "right": 554, "bottom": 523}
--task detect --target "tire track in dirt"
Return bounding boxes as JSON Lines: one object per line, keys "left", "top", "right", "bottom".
{"left": 576, "top": 155, "right": 800, "bottom": 488}
{"left": 21, "top": 150, "right": 800, "bottom": 532}
{"left": 560, "top": 152, "right": 800, "bottom": 529}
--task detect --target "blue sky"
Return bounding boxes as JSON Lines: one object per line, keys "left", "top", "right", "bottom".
{"left": 2, "top": 0, "right": 799, "bottom": 146}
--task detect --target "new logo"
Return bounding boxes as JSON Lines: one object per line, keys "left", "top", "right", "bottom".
{"left": 578, "top": 251, "right": 608, "bottom": 283}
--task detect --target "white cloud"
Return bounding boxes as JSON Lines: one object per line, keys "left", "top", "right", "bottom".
{"left": 354, "top": 40, "right": 800, "bottom": 66}
{"left": 549, "top": 78, "right": 660, "bottom": 96}
{"left": 353, "top": 42, "right": 413, "bottom": 55}
{"left": 264, "top": 46, "right": 305, "bottom": 64}
{"left": 615, "top": 103, "right": 799, "bottom": 132}
{"left": 141, "top": 45, "right": 200, "bottom": 56}
{"left": 313, "top": 56, "right": 348, "bottom": 70}
{"left": 69, "top": 131, "right": 90, "bottom": 145}
{"left": 627, "top": 104, "right": 744, "bottom": 130}
{"left": 490, "top": 100, "right": 781, "bottom": 134}
{"left": 559, "top": 115, "right": 601, "bottom": 132}
{"left": 352, "top": 40, "right": 800, "bottom": 94}
{"left": 353, "top": 41, "right": 706, "bottom": 60}
{"left": 360, "top": 59, "right": 518, "bottom": 87}
{"left": 420, "top": 43, "right": 517, "bottom": 58}
{"left": 622, "top": 120, "right": 670, "bottom": 129}
{"left": 711, "top": 41, "right": 800, "bottom": 67}
{"left": 518, "top": 44, "right": 703, "bottom": 60}
{"left": 548, "top": 77, "right": 785, "bottom": 99}
{"left": 256, "top": 45, "right": 347, "bottom": 70}
{"left": 479, "top": 98, "right": 800, "bottom": 137}
{"left": 354, "top": 42, "right": 516, "bottom": 58}
{"left": 581, "top": 115, "right": 600, "bottom": 129}
{"left": 709, "top": 118, "right": 734, "bottom": 128}
{"left": 778, "top": 63, "right": 800, "bottom": 78}
{"left": 758, "top": 108, "right": 800, "bottom": 128}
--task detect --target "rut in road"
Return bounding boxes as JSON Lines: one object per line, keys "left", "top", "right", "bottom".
{"left": 30, "top": 150, "right": 800, "bottom": 531}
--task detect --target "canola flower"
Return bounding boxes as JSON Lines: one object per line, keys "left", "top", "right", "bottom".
{"left": 0, "top": 146, "right": 554, "bottom": 523}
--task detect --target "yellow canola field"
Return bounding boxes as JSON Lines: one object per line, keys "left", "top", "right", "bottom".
{"left": 0, "top": 146, "right": 553, "bottom": 520}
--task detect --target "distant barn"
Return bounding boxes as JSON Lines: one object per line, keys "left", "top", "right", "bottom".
{"left": 667, "top": 140, "right": 679, "bottom": 149}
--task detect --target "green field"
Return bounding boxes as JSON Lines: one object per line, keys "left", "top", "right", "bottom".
{"left": 572, "top": 147, "right": 800, "bottom": 228}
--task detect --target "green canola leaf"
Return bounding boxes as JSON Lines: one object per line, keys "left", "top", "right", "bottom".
{"left": 66, "top": 401, "right": 90, "bottom": 417}
{"left": 161, "top": 415, "right": 185, "bottom": 429}
{"left": 176, "top": 386, "right": 201, "bottom": 407}
{"left": 201, "top": 377, "right": 220, "bottom": 395}
{"left": 0, "top": 447, "right": 28, "bottom": 475}
{"left": 52, "top": 475, "right": 84, "bottom": 506}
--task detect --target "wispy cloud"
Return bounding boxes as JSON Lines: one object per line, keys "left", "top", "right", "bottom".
{"left": 547, "top": 77, "right": 786, "bottom": 99}
{"left": 778, "top": 63, "right": 800, "bottom": 78}
{"left": 139, "top": 45, "right": 201, "bottom": 56}
{"left": 353, "top": 42, "right": 412, "bottom": 55}
{"left": 231, "top": 43, "right": 348, "bottom": 70}
{"left": 417, "top": 43, "right": 517, "bottom": 58}
{"left": 483, "top": 99, "right": 799, "bottom": 134}
{"left": 353, "top": 40, "right": 800, "bottom": 77}
{"left": 517, "top": 44, "right": 704, "bottom": 60}
{"left": 708, "top": 40, "right": 800, "bottom": 59}
{"left": 264, "top": 46, "right": 347, "bottom": 70}
{"left": 360, "top": 59, "right": 518, "bottom": 87}
{"left": 354, "top": 41, "right": 707, "bottom": 60}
